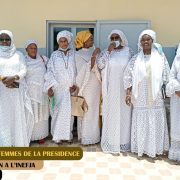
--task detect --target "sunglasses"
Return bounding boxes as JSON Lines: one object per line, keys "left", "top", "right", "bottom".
{"left": 110, "top": 36, "right": 120, "bottom": 41}
{"left": 0, "top": 38, "right": 11, "bottom": 42}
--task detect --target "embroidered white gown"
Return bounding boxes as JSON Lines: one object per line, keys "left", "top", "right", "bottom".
{"left": 0, "top": 51, "right": 34, "bottom": 147}
{"left": 166, "top": 56, "right": 180, "bottom": 161}
{"left": 25, "top": 55, "right": 49, "bottom": 141}
{"left": 124, "top": 53, "right": 170, "bottom": 157}
{"left": 97, "top": 47, "right": 133, "bottom": 153}
{"left": 44, "top": 50, "right": 76, "bottom": 142}
{"left": 75, "top": 48, "right": 101, "bottom": 145}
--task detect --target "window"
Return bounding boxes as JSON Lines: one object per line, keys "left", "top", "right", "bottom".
{"left": 46, "top": 21, "right": 96, "bottom": 56}
{"left": 46, "top": 20, "right": 150, "bottom": 57}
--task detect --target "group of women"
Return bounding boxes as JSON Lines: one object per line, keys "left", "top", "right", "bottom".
{"left": 0, "top": 28, "right": 180, "bottom": 162}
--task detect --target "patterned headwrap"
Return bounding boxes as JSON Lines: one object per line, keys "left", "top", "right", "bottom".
{"left": 25, "top": 39, "right": 38, "bottom": 49}
{"left": 108, "top": 29, "right": 128, "bottom": 46}
{"left": 0, "top": 30, "right": 16, "bottom": 58}
{"left": 56, "top": 30, "right": 73, "bottom": 44}
{"left": 74, "top": 31, "right": 92, "bottom": 49}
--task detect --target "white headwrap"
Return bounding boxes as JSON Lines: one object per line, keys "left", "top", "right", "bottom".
{"left": 108, "top": 29, "right": 128, "bottom": 46}
{"left": 133, "top": 29, "right": 164, "bottom": 101}
{"left": 0, "top": 30, "right": 16, "bottom": 58}
{"left": 138, "top": 29, "right": 156, "bottom": 50}
{"left": 25, "top": 39, "right": 38, "bottom": 49}
{"left": 56, "top": 30, "right": 73, "bottom": 44}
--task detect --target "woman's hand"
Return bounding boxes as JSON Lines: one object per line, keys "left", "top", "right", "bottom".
{"left": 92, "top": 48, "right": 101, "bottom": 57}
{"left": 91, "top": 48, "right": 101, "bottom": 69}
{"left": 175, "top": 91, "right": 180, "bottom": 97}
{"left": 107, "top": 42, "right": 116, "bottom": 53}
{"left": 48, "top": 87, "right": 54, "bottom": 97}
{"left": 125, "top": 87, "right": 132, "bottom": 106}
{"left": 2, "top": 76, "right": 16, "bottom": 87}
{"left": 125, "top": 95, "right": 132, "bottom": 106}
{"left": 70, "top": 85, "right": 77, "bottom": 94}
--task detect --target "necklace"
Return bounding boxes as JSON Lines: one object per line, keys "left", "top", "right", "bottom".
{"left": 60, "top": 51, "right": 69, "bottom": 69}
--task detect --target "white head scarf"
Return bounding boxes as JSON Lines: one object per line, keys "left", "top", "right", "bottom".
{"left": 138, "top": 29, "right": 163, "bottom": 55}
{"left": 0, "top": 30, "right": 16, "bottom": 58}
{"left": 138, "top": 29, "right": 156, "bottom": 50}
{"left": 133, "top": 29, "right": 164, "bottom": 101}
{"left": 56, "top": 30, "right": 73, "bottom": 44}
{"left": 108, "top": 29, "right": 128, "bottom": 46}
{"left": 25, "top": 39, "right": 38, "bottom": 49}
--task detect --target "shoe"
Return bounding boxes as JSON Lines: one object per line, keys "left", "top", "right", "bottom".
{"left": 111, "top": 153, "right": 120, "bottom": 156}
{"left": 54, "top": 140, "right": 61, "bottom": 144}
{"left": 38, "top": 139, "right": 45, "bottom": 144}
{"left": 67, "top": 140, "right": 73, "bottom": 144}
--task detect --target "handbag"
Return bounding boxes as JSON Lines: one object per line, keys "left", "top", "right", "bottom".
{"left": 71, "top": 96, "right": 88, "bottom": 117}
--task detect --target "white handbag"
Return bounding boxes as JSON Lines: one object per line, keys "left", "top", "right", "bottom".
{"left": 71, "top": 96, "right": 88, "bottom": 117}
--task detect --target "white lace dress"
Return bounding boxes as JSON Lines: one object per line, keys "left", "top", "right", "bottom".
{"left": 75, "top": 48, "right": 101, "bottom": 145}
{"left": 44, "top": 50, "right": 76, "bottom": 142}
{"left": 97, "top": 47, "right": 133, "bottom": 153}
{"left": 0, "top": 51, "right": 34, "bottom": 146}
{"left": 166, "top": 56, "right": 180, "bottom": 161}
{"left": 25, "top": 55, "right": 49, "bottom": 141}
{"left": 124, "top": 54, "right": 170, "bottom": 157}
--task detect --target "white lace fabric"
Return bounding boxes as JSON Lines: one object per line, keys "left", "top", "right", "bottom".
{"left": 98, "top": 47, "right": 133, "bottom": 153}
{"left": 123, "top": 52, "right": 170, "bottom": 157}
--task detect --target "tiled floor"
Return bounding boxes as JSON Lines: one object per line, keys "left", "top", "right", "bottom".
{"left": 2, "top": 138, "right": 180, "bottom": 180}
{"left": 3, "top": 99, "right": 177, "bottom": 179}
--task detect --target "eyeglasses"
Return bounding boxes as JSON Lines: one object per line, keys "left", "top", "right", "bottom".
{"left": 0, "top": 38, "right": 11, "bottom": 42}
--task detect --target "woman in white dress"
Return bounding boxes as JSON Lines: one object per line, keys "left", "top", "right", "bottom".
{"left": 0, "top": 30, "right": 34, "bottom": 147}
{"left": 25, "top": 40, "right": 49, "bottom": 144}
{"left": 75, "top": 31, "right": 101, "bottom": 145}
{"left": 166, "top": 43, "right": 180, "bottom": 161}
{"left": 124, "top": 29, "right": 170, "bottom": 158}
{"left": 97, "top": 30, "right": 133, "bottom": 154}
{"left": 44, "top": 30, "right": 77, "bottom": 144}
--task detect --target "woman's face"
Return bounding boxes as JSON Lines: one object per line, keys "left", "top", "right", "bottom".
{"left": 110, "top": 33, "right": 122, "bottom": 48}
{"left": 84, "top": 35, "right": 94, "bottom": 48}
{"left": 58, "top": 37, "right": 69, "bottom": 50}
{"left": 0, "top": 33, "right": 11, "bottom": 46}
{"left": 26, "top": 43, "right": 37, "bottom": 59}
{"left": 110, "top": 33, "right": 121, "bottom": 42}
{"left": 140, "top": 34, "right": 153, "bottom": 51}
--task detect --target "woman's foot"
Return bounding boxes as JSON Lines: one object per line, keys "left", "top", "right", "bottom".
{"left": 61, "top": 140, "right": 73, "bottom": 144}
{"left": 111, "top": 153, "right": 120, "bottom": 156}
{"left": 137, "top": 156, "right": 144, "bottom": 160}
{"left": 38, "top": 139, "right": 45, "bottom": 144}
{"left": 53, "top": 140, "right": 62, "bottom": 144}
{"left": 67, "top": 140, "right": 73, "bottom": 144}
